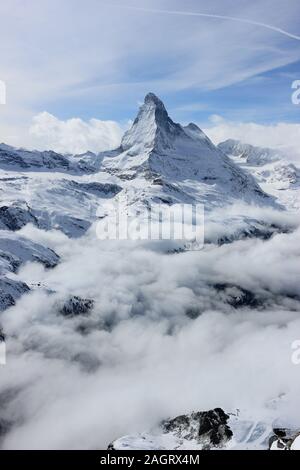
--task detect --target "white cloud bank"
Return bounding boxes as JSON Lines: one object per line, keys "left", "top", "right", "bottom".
{"left": 2, "top": 106, "right": 300, "bottom": 161}
{"left": 28, "top": 112, "right": 124, "bottom": 154}
{"left": 0, "top": 212, "right": 300, "bottom": 449}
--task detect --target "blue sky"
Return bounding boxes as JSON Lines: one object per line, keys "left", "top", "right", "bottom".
{"left": 0, "top": 0, "right": 299, "bottom": 151}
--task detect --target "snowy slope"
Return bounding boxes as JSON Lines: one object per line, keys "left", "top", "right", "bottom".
{"left": 0, "top": 143, "right": 74, "bottom": 172}
{"left": 0, "top": 231, "right": 59, "bottom": 310}
{"left": 218, "top": 139, "right": 282, "bottom": 166}
{"left": 0, "top": 171, "right": 122, "bottom": 237}
{"left": 218, "top": 139, "right": 300, "bottom": 211}
{"left": 108, "top": 408, "right": 276, "bottom": 451}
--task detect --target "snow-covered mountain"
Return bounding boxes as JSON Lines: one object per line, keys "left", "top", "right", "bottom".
{"left": 218, "top": 139, "right": 283, "bottom": 166}
{"left": 102, "top": 93, "right": 271, "bottom": 209}
{"left": 0, "top": 93, "right": 295, "bottom": 311}
{"left": 218, "top": 138, "right": 300, "bottom": 211}
{"left": 0, "top": 143, "right": 75, "bottom": 172}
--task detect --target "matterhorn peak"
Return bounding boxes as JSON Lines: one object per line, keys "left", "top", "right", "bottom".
{"left": 121, "top": 92, "right": 184, "bottom": 153}
{"left": 144, "top": 92, "right": 165, "bottom": 108}
{"left": 102, "top": 94, "right": 272, "bottom": 207}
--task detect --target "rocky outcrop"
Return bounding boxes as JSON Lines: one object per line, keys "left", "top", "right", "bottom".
{"left": 59, "top": 296, "right": 94, "bottom": 317}
{"left": 0, "top": 203, "right": 38, "bottom": 231}
{"left": 108, "top": 408, "right": 233, "bottom": 450}
{"left": 162, "top": 408, "right": 233, "bottom": 448}
{"left": 269, "top": 428, "right": 300, "bottom": 450}
{"left": 0, "top": 144, "right": 72, "bottom": 172}
{"left": 0, "top": 277, "right": 30, "bottom": 311}
{"left": 65, "top": 180, "right": 122, "bottom": 197}
{"left": 0, "top": 233, "right": 60, "bottom": 311}
{"left": 0, "top": 233, "right": 60, "bottom": 270}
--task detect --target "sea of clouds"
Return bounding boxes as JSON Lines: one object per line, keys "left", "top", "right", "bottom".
{"left": 0, "top": 203, "right": 300, "bottom": 449}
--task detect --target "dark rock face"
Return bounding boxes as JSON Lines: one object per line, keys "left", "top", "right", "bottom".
{"left": 66, "top": 180, "right": 122, "bottom": 197}
{"left": 0, "top": 146, "right": 71, "bottom": 171}
{"left": 162, "top": 408, "right": 233, "bottom": 449}
{"left": 0, "top": 203, "right": 38, "bottom": 231}
{"left": 0, "top": 250, "right": 21, "bottom": 273}
{"left": 59, "top": 296, "right": 94, "bottom": 317}
{"left": 0, "top": 147, "right": 30, "bottom": 168}
{"left": 0, "top": 328, "right": 5, "bottom": 342}
{"left": 0, "top": 235, "right": 60, "bottom": 270}
{"left": 269, "top": 428, "right": 300, "bottom": 450}
{"left": 52, "top": 214, "right": 91, "bottom": 238}
{"left": 216, "top": 222, "right": 288, "bottom": 246}
{"left": 0, "top": 278, "right": 30, "bottom": 311}
{"left": 214, "top": 283, "right": 261, "bottom": 309}
{"left": 108, "top": 407, "right": 234, "bottom": 450}
{"left": 38, "top": 150, "right": 71, "bottom": 170}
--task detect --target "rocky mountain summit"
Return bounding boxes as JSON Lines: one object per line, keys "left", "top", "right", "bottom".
{"left": 102, "top": 93, "right": 271, "bottom": 209}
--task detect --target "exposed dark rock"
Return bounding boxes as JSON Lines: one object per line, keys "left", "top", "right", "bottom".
{"left": 214, "top": 283, "right": 261, "bottom": 309}
{"left": 0, "top": 147, "right": 30, "bottom": 168}
{"left": 0, "top": 200, "right": 92, "bottom": 239}
{"left": 215, "top": 223, "right": 290, "bottom": 245}
{"left": 59, "top": 296, "right": 94, "bottom": 317}
{"left": 0, "top": 328, "right": 5, "bottom": 342}
{"left": 269, "top": 427, "right": 300, "bottom": 450}
{"left": 0, "top": 235, "right": 60, "bottom": 272}
{"left": 0, "top": 250, "right": 21, "bottom": 273}
{"left": 52, "top": 214, "right": 91, "bottom": 238}
{"left": 0, "top": 203, "right": 38, "bottom": 231}
{"left": 162, "top": 408, "right": 233, "bottom": 449}
{"left": 0, "top": 277, "right": 30, "bottom": 311}
{"left": 66, "top": 180, "right": 122, "bottom": 197}
{"left": 109, "top": 407, "right": 233, "bottom": 450}
{"left": 0, "top": 145, "right": 71, "bottom": 171}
